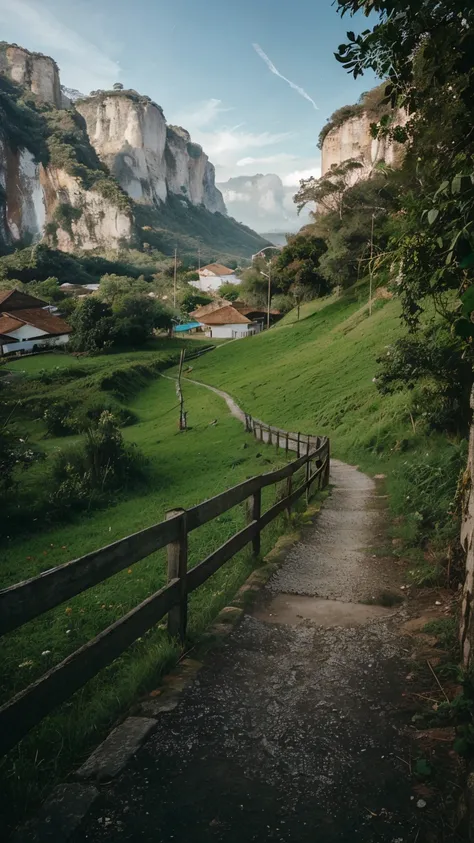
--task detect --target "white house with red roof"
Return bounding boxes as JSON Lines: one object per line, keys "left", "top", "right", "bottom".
{"left": 0, "top": 290, "right": 72, "bottom": 355}
{"left": 191, "top": 263, "right": 241, "bottom": 293}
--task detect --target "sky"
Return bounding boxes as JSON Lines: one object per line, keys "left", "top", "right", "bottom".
{"left": 0, "top": 0, "right": 378, "bottom": 228}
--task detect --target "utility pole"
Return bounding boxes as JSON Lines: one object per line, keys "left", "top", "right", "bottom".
{"left": 266, "top": 263, "right": 271, "bottom": 330}
{"left": 173, "top": 246, "right": 178, "bottom": 309}
{"left": 369, "top": 213, "right": 375, "bottom": 317}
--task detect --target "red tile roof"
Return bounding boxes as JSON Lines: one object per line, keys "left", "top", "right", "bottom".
{"left": 0, "top": 315, "right": 24, "bottom": 335}
{"left": 2, "top": 309, "right": 72, "bottom": 335}
{"left": 0, "top": 290, "right": 47, "bottom": 310}
{"left": 199, "top": 264, "right": 235, "bottom": 276}
{"left": 199, "top": 306, "right": 251, "bottom": 325}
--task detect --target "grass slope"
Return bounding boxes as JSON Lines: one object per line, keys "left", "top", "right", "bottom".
{"left": 191, "top": 285, "right": 465, "bottom": 572}
{"left": 1, "top": 369, "right": 301, "bottom": 833}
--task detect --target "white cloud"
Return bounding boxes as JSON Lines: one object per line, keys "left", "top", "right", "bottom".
{"left": 237, "top": 153, "right": 296, "bottom": 167}
{"left": 253, "top": 43, "right": 318, "bottom": 112}
{"left": 282, "top": 166, "right": 321, "bottom": 187}
{"left": 223, "top": 190, "right": 251, "bottom": 203}
{"left": 170, "top": 98, "right": 233, "bottom": 130}
{"left": 0, "top": 0, "right": 121, "bottom": 92}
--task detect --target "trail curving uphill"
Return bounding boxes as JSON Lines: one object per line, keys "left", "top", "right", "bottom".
{"left": 75, "top": 378, "right": 433, "bottom": 843}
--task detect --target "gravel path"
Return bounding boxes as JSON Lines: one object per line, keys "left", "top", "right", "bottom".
{"left": 73, "top": 453, "right": 423, "bottom": 843}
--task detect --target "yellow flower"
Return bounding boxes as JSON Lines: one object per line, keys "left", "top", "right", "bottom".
{"left": 65, "top": 607, "right": 73, "bottom": 615}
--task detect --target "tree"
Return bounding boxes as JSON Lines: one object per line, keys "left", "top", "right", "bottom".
{"left": 274, "top": 233, "right": 329, "bottom": 297}
{"left": 333, "top": 0, "right": 474, "bottom": 430}
{"left": 69, "top": 298, "right": 117, "bottom": 352}
{"left": 98, "top": 273, "right": 149, "bottom": 305}
{"left": 294, "top": 160, "right": 364, "bottom": 219}
{"left": 217, "top": 282, "right": 240, "bottom": 302}
{"left": 181, "top": 291, "right": 212, "bottom": 315}
{"left": 113, "top": 295, "right": 173, "bottom": 345}
{"left": 113, "top": 83, "right": 124, "bottom": 91}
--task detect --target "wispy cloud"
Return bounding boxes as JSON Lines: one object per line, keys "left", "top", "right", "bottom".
{"left": 252, "top": 43, "right": 318, "bottom": 111}
{"left": 0, "top": 0, "right": 121, "bottom": 92}
{"left": 170, "top": 98, "right": 233, "bottom": 130}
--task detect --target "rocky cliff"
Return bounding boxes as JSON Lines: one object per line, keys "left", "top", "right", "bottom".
{"left": 0, "top": 42, "right": 264, "bottom": 260}
{"left": 320, "top": 86, "right": 408, "bottom": 184}
{"left": 0, "top": 42, "right": 63, "bottom": 108}
{"left": 76, "top": 94, "right": 225, "bottom": 214}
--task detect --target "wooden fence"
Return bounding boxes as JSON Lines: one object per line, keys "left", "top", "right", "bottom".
{"left": 0, "top": 432, "right": 329, "bottom": 756}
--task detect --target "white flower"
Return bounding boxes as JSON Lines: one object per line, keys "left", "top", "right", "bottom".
{"left": 372, "top": 377, "right": 377, "bottom": 383}
{"left": 41, "top": 650, "right": 51, "bottom": 656}
{"left": 66, "top": 629, "right": 71, "bottom": 635}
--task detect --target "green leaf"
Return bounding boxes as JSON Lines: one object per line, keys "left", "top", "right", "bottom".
{"left": 347, "top": 31, "right": 355, "bottom": 42}
{"left": 452, "top": 175, "right": 472, "bottom": 195}
{"left": 434, "top": 180, "right": 449, "bottom": 198}
{"left": 461, "top": 286, "right": 474, "bottom": 316}
{"left": 454, "top": 318, "right": 474, "bottom": 339}
{"left": 427, "top": 209, "right": 439, "bottom": 225}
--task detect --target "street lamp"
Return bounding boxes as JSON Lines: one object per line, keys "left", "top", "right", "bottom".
{"left": 259, "top": 267, "right": 271, "bottom": 330}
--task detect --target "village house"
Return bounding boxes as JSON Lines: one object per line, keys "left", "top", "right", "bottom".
{"left": 191, "top": 263, "right": 240, "bottom": 293}
{"left": 191, "top": 300, "right": 262, "bottom": 339}
{"left": 0, "top": 290, "right": 72, "bottom": 356}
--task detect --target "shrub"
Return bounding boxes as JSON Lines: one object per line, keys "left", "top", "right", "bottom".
{"left": 43, "top": 402, "right": 76, "bottom": 436}
{"left": 49, "top": 411, "right": 145, "bottom": 513}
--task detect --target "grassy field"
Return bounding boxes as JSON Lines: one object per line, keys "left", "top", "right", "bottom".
{"left": 191, "top": 285, "right": 465, "bottom": 572}
{"left": 1, "top": 367, "right": 306, "bottom": 833}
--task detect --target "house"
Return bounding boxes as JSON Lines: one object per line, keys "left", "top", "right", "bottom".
{"left": 191, "top": 302, "right": 262, "bottom": 339}
{"left": 0, "top": 290, "right": 72, "bottom": 356}
{"left": 190, "top": 263, "right": 241, "bottom": 293}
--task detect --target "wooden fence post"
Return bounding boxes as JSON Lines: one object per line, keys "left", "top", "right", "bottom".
{"left": 286, "top": 475, "right": 293, "bottom": 518}
{"left": 297, "top": 432, "right": 301, "bottom": 458}
{"left": 285, "top": 432, "right": 289, "bottom": 455}
{"left": 166, "top": 509, "right": 188, "bottom": 643}
{"left": 249, "top": 488, "right": 262, "bottom": 556}
{"left": 324, "top": 441, "right": 331, "bottom": 487}
{"left": 268, "top": 426, "right": 272, "bottom": 445}
{"left": 276, "top": 430, "right": 280, "bottom": 451}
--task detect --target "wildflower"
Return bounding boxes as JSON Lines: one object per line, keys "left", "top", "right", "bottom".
{"left": 372, "top": 377, "right": 377, "bottom": 383}
{"left": 66, "top": 629, "right": 71, "bottom": 635}
{"left": 41, "top": 650, "right": 51, "bottom": 656}
{"left": 65, "top": 607, "right": 72, "bottom": 615}
{"left": 128, "top": 569, "right": 132, "bottom": 575}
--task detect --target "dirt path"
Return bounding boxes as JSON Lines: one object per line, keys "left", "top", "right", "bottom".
{"left": 73, "top": 443, "right": 430, "bottom": 842}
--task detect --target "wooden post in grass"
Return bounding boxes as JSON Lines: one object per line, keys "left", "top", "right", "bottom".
{"left": 249, "top": 489, "right": 261, "bottom": 556}
{"left": 305, "top": 442, "right": 311, "bottom": 506}
{"left": 268, "top": 426, "right": 272, "bottom": 446}
{"left": 285, "top": 432, "right": 289, "bottom": 455}
{"left": 324, "top": 442, "right": 331, "bottom": 487}
{"left": 276, "top": 430, "right": 280, "bottom": 451}
{"left": 297, "top": 432, "right": 301, "bottom": 458}
{"left": 166, "top": 509, "right": 188, "bottom": 643}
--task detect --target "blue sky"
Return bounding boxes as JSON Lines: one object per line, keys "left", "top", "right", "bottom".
{"left": 0, "top": 0, "right": 378, "bottom": 186}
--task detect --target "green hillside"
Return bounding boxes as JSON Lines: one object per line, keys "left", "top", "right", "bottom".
{"left": 190, "top": 284, "right": 465, "bottom": 575}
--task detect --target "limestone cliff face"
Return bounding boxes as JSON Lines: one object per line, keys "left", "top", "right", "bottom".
{"left": 321, "top": 108, "right": 408, "bottom": 183}
{"left": 77, "top": 95, "right": 226, "bottom": 214}
{"left": 0, "top": 139, "right": 132, "bottom": 252}
{"left": 0, "top": 42, "right": 62, "bottom": 108}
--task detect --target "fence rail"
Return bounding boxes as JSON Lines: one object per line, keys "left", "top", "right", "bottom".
{"left": 0, "top": 425, "right": 329, "bottom": 756}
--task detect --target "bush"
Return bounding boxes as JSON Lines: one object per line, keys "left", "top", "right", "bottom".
{"left": 43, "top": 402, "right": 76, "bottom": 436}
{"left": 49, "top": 411, "right": 145, "bottom": 513}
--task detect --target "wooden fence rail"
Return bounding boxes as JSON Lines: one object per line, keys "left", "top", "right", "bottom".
{"left": 0, "top": 428, "right": 329, "bottom": 756}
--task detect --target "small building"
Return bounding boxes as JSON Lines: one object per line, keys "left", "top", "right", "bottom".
{"left": 0, "top": 290, "right": 72, "bottom": 356}
{"left": 191, "top": 264, "right": 241, "bottom": 293}
{"left": 193, "top": 304, "right": 262, "bottom": 340}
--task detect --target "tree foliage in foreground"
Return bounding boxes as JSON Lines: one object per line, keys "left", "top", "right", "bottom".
{"left": 332, "top": 0, "right": 474, "bottom": 432}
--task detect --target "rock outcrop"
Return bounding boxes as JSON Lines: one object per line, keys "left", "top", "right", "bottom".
{"left": 0, "top": 138, "right": 133, "bottom": 252}
{"left": 76, "top": 94, "right": 226, "bottom": 214}
{"left": 321, "top": 106, "right": 408, "bottom": 184}
{"left": 0, "top": 42, "right": 267, "bottom": 259}
{"left": 0, "top": 42, "right": 62, "bottom": 108}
